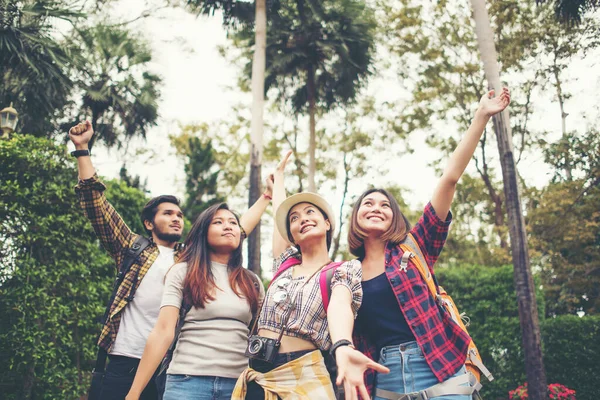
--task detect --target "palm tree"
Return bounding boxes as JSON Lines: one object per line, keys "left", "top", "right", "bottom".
{"left": 245, "top": 0, "right": 376, "bottom": 192}
{"left": 536, "top": 0, "right": 599, "bottom": 25}
{"left": 69, "top": 24, "right": 160, "bottom": 150}
{"left": 469, "top": 0, "right": 547, "bottom": 399}
{"left": 186, "top": 0, "right": 266, "bottom": 274}
{"left": 0, "top": 0, "right": 83, "bottom": 136}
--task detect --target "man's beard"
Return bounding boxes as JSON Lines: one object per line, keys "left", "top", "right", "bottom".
{"left": 154, "top": 229, "right": 182, "bottom": 243}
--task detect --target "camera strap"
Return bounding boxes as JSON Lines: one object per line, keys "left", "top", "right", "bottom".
{"left": 248, "top": 260, "right": 332, "bottom": 343}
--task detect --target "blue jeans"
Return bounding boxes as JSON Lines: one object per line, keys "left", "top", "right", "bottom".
{"left": 163, "top": 375, "right": 236, "bottom": 400}
{"left": 375, "top": 341, "right": 472, "bottom": 400}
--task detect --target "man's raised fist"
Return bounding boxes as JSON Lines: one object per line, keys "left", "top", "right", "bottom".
{"left": 68, "top": 121, "right": 93, "bottom": 148}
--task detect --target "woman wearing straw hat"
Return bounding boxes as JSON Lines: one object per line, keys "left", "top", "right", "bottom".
{"left": 233, "top": 151, "right": 387, "bottom": 400}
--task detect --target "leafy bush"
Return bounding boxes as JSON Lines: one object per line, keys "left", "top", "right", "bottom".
{"left": 0, "top": 135, "right": 148, "bottom": 399}
{"left": 542, "top": 315, "right": 600, "bottom": 400}
{"left": 436, "top": 264, "right": 544, "bottom": 399}
{"left": 435, "top": 265, "right": 600, "bottom": 399}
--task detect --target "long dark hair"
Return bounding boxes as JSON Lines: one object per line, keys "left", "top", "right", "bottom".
{"left": 348, "top": 188, "right": 411, "bottom": 258}
{"left": 177, "top": 203, "right": 259, "bottom": 314}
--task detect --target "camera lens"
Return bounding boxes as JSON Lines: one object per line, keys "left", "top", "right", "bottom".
{"left": 248, "top": 338, "right": 263, "bottom": 355}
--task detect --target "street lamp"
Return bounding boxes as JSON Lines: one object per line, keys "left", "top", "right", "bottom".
{"left": 1, "top": 103, "right": 19, "bottom": 138}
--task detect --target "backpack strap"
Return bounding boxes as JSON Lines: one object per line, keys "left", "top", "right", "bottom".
{"left": 93, "top": 235, "right": 152, "bottom": 375}
{"left": 319, "top": 261, "right": 344, "bottom": 312}
{"left": 271, "top": 256, "right": 302, "bottom": 284}
{"left": 399, "top": 233, "right": 439, "bottom": 299}
{"left": 121, "top": 235, "right": 152, "bottom": 277}
{"left": 247, "top": 256, "right": 299, "bottom": 336}
{"left": 247, "top": 270, "right": 264, "bottom": 329}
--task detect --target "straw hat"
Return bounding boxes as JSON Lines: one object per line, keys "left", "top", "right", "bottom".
{"left": 275, "top": 192, "right": 335, "bottom": 240}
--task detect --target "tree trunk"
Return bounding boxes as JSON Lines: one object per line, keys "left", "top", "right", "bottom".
{"left": 552, "top": 50, "right": 572, "bottom": 180}
{"left": 247, "top": 0, "right": 267, "bottom": 275}
{"left": 469, "top": 1, "right": 547, "bottom": 399}
{"left": 480, "top": 169, "right": 507, "bottom": 248}
{"left": 331, "top": 152, "right": 350, "bottom": 259}
{"left": 21, "top": 363, "right": 35, "bottom": 400}
{"left": 307, "top": 64, "right": 317, "bottom": 193}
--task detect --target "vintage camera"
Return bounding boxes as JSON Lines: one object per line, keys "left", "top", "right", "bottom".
{"left": 244, "top": 335, "right": 280, "bottom": 363}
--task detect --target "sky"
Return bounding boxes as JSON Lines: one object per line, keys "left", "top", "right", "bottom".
{"left": 65, "top": 0, "right": 600, "bottom": 269}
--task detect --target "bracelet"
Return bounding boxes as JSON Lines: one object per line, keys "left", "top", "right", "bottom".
{"left": 330, "top": 339, "right": 354, "bottom": 358}
{"left": 262, "top": 193, "right": 272, "bottom": 201}
{"left": 71, "top": 149, "right": 90, "bottom": 158}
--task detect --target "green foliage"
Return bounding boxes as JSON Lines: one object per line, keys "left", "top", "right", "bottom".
{"left": 0, "top": 135, "right": 148, "bottom": 399}
{"left": 233, "top": 0, "right": 377, "bottom": 114}
{"left": 440, "top": 173, "right": 511, "bottom": 267}
{"left": 528, "top": 177, "right": 600, "bottom": 316}
{"left": 104, "top": 178, "right": 149, "bottom": 234}
{"left": 436, "top": 264, "right": 544, "bottom": 399}
{"left": 185, "top": 0, "right": 255, "bottom": 26}
{"left": 119, "top": 163, "right": 149, "bottom": 193}
{"left": 0, "top": 0, "right": 82, "bottom": 135}
{"left": 378, "top": 0, "right": 599, "bottom": 272}
{"left": 171, "top": 120, "right": 251, "bottom": 203}
{"left": 65, "top": 24, "right": 161, "bottom": 149}
{"left": 1, "top": 1, "right": 161, "bottom": 148}
{"left": 437, "top": 264, "right": 600, "bottom": 399}
{"left": 541, "top": 315, "right": 600, "bottom": 400}
{"left": 377, "top": 0, "right": 542, "bottom": 258}
{"left": 172, "top": 135, "right": 225, "bottom": 223}
{"left": 536, "top": 0, "right": 600, "bottom": 25}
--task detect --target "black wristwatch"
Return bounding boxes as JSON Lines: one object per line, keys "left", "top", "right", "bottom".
{"left": 71, "top": 149, "right": 90, "bottom": 158}
{"left": 330, "top": 339, "right": 354, "bottom": 358}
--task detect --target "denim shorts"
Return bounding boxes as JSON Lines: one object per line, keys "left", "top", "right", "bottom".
{"left": 375, "top": 341, "right": 472, "bottom": 400}
{"left": 163, "top": 374, "right": 236, "bottom": 400}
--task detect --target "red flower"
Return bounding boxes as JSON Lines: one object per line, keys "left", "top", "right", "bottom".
{"left": 510, "top": 383, "right": 575, "bottom": 400}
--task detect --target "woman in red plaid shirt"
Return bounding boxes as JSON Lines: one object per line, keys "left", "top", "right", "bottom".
{"left": 333, "top": 88, "right": 511, "bottom": 400}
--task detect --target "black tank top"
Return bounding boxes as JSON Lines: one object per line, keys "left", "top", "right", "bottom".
{"left": 356, "top": 272, "right": 415, "bottom": 349}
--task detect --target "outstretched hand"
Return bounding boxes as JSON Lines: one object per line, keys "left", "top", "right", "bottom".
{"left": 335, "top": 346, "right": 390, "bottom": 400}
{"left": 478, "top": 87, "right": 510, "bottom": 117}
{"left": 68, "top": 121, "right": 94, "bottom": 148}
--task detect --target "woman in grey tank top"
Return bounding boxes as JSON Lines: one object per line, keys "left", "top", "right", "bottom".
{"left": 125, "top": 177, "right": 274, "bottom": 400}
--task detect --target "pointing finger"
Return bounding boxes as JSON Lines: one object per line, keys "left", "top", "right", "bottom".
{"left": 368, "top": 361, "right": 390, "bottom": 374}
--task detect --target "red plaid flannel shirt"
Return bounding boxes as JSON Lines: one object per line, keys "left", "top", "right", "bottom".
{"left": 353, "top": 202, "right": 471, "bottom": 397}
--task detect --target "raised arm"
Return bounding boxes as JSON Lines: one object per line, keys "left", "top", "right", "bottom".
{"left": 272, "top": 151, "right": 293, "bottom": 258}
{"left": 69, "top": 121, "right": 95, "bottom": 179}
{"left": 239, "top": 175, "right": 274, "bottom": 237}
{"left": 431, "top": 88, "right": 511, "bottom": 220}
{"left": 70, "top": 121, "right": 134, "bottom": 259}
{"left": 125, "top": 306, "right": 179, "bottom": 400}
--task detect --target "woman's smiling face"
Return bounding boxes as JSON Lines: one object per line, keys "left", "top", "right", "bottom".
{"left": 287, "top": 202, "right": 330, "bottom": 245}
{"left": 356, "top": 191, "right": 394, "bottom": 235}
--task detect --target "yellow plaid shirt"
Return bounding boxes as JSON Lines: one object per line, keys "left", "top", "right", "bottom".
{"left": 75, "top": 174, "right": 182, "bottom": 352}
{"left": 232, "top": 350, "right": 336, "bottom": 400}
